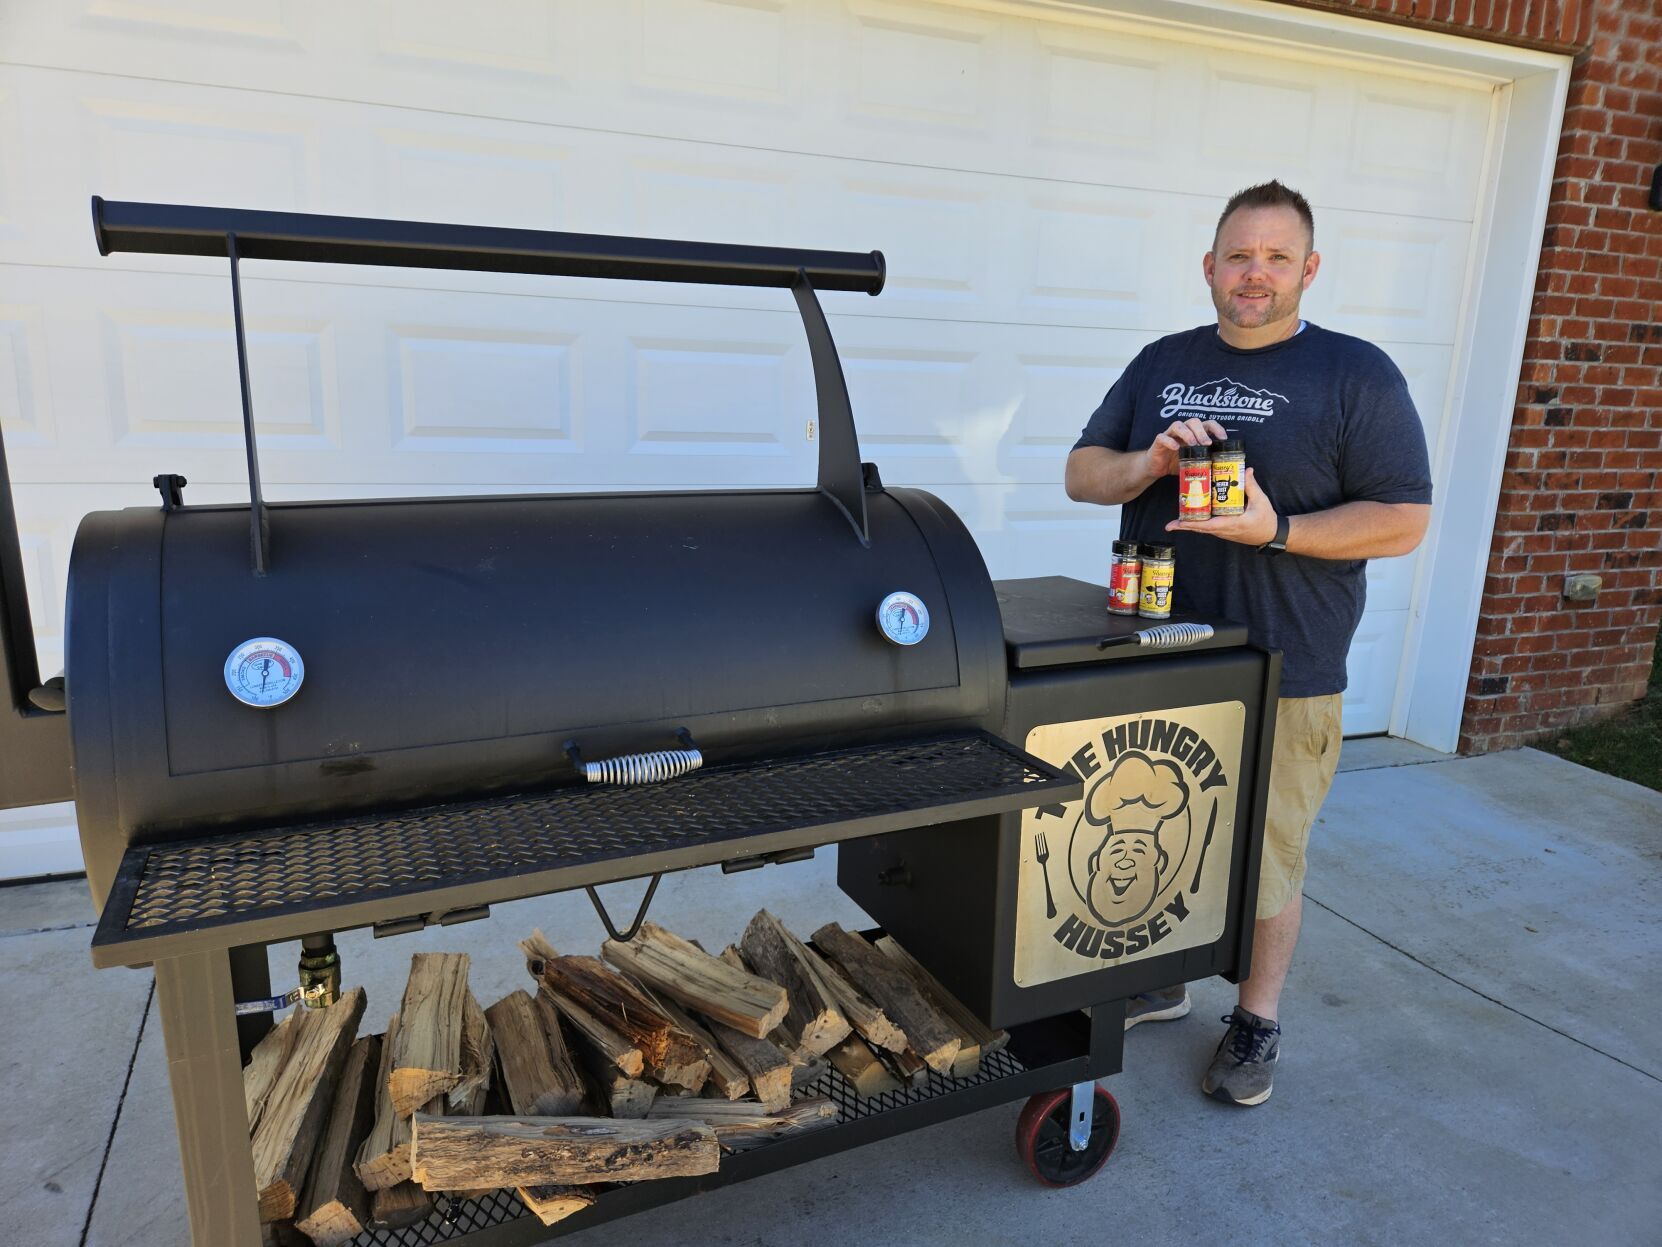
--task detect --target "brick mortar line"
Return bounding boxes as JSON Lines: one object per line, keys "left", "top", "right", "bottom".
{"left": 1303, "top": 893, "right": 1661, "bottom": 1086}
{"left": 78, "top": 977, "right": 154, "bottom": 1247}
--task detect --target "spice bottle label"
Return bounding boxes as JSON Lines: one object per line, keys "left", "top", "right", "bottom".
{"left": 1211, "top": 459, "right": 1244, "bottom": 515}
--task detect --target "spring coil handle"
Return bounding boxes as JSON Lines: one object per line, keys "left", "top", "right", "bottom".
{"left": 1135, "top": 621, "right": 1214, "bottom": 649}
{"left": 1097, "top": 621, "right": 1215, "bottom": 652}
{"left": 580, "top": 748, "right": 704, "bottom": 786}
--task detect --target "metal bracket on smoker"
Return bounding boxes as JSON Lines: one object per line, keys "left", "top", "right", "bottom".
{"left": 371, "top": 904, "right": 492, "bottom": 939}
{"left": 1068, "top": 1080, "right": 1094, "bottom": 1152}
{"left": 584, "top": 874, "right": 662, "bottom": 943}
{"left": 721, "top": 845, "right": 816, "bottom": 874}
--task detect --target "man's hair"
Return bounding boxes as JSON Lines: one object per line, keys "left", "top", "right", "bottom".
{"left": 1213, "top": 180, "right": 1314, "bottom": 252}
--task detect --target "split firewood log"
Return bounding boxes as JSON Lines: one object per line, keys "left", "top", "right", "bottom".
{"left": 740, "top": 910, "right": 851, "bottom": 1057}
{"left": 875, "top": 935, "right": 1008, "bottom": 1076}
{"left": 246, "top": 987, "right": 368, "bottom": 1221}
{"left": 812, "top": 924, "right": 960, "bottom": 1074}
{"left": 517, "top": 1182, "right": 597, "bottom": 1227}
{"left": 387, "top": 953, "right": 471, "bottom": 1116}
{"left": 486, "top": 990, "right": 584, "bottom": 1117}
{"left": 294, "top": 1032, "right": 380, "bottom": 1246}
{"left": 411, "top": 1114, "right": 718, "bottom": 1188}
{"left": 602, "top": 921, "right": 788, "bottom": 1039}
{"left": 446, "top": 990, "right": 494, "bottom": 1112}
{"left": 355, "top": 1016, "right": 445, "bottom": 1192}
{"left": 644, "top": 1096, "right": 836, "bottom": 1150}
{"left": 825, "top": 1034, "right": 902, "bottom": 1099}
{"left": 368, "top": 1181, "right": 430, "bottom": 1230}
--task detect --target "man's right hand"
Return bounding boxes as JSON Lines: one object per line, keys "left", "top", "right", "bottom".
{"left": 1144, "top": 417, "right": 1229, "bottom": 478}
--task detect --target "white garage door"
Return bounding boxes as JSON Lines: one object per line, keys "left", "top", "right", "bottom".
{"left": 0, "top": 1, "right": 1493, "bottom": 877}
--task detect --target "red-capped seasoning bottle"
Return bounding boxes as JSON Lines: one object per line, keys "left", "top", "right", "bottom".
{"left": 1108, "top": 540, "right": 1141, "bottom": 616}
{"left": 1178, "top": 443, "right": 1212, "bottom": 521}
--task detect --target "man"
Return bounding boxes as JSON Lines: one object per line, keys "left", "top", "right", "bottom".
{"left": 1064, "top": 181, "right": 1432, "bottom": 1106}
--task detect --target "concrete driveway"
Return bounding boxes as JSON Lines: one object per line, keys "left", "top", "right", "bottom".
{"left": 4, "top": 745, "right": 1658, "bottom": 1247}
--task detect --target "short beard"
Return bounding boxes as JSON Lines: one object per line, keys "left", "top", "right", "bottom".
{"left": 1212, "top": 283, "right": 1298, "bottom": 330}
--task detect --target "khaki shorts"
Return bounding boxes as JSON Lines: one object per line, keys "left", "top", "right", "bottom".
{"left": 1257, "top": 693, "right": 1343, "bottom": 920}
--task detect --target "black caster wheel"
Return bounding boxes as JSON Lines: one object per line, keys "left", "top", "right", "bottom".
{"left": 1015, "top": 1084, "right": 1120, "bottom": 1188}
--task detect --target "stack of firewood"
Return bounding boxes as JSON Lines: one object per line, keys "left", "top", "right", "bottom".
{"left": 245, "top": 912, "right": 1007, "bottom": 1244}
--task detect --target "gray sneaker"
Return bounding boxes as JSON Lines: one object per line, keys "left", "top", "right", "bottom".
{"left": 1201, "top": 1006, "right": 1280, "bottom": 1105}
{"left": 1124, "top": 985, "right": 1191, "bottom": 1030}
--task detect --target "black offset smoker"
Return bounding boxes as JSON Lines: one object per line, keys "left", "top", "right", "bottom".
{"left": 0, "top": 199, "right": 1278, "bottom": 1246}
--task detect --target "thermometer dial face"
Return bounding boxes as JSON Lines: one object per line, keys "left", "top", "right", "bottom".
{"left": 224, "top": 637, "right": 305, "bottom": 708}
{"left": 877, "top": 591, "right": 930, "bottom": 646}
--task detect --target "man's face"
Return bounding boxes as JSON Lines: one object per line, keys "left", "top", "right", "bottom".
{"left": 1204, "top": 205, "right": 1319, "bottom": 333}
{"left": 1088, "top": 829, "right": 1161, "bottom": 925}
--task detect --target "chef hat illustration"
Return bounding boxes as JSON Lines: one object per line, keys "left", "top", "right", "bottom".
{"left": 1084, "top": 751, "right": 1189, "bottom": 833}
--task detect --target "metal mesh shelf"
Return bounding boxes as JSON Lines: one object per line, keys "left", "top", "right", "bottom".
{"left": 344, "top": 1047, "right": 1034, "bottom": 1246}
{"left": 93, "top": 731, "right": 1077, "bottom": 964}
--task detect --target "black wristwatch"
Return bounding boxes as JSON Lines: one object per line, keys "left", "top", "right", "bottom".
{"left": 1259, "top": 513, "right": 1290, "bottom": 556}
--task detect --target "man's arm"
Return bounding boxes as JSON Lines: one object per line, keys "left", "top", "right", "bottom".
{"left": 1066, "top": 417, "right": 1228, "bottom": 506}
{"left": 1166, "top": 467, "right": 1430, "bottom": 559}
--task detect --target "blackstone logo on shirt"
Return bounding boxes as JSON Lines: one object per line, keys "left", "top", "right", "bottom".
{"left": 1160, "top": 377, "right": 1288, "bottom": 426}
{"left": 1015, "top": 704, "right": 1243, "bottom": 986}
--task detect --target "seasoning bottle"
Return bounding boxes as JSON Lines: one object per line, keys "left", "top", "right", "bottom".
{"left": 1138, "top": 544, "right": 1175, "bottom": 620}
{"left": 1178, "top": 444, "right": 1212, "bottom": 522}
{"left": 1108, "top": 540, "right": 1141, "bottom": 616}
{"left": 1211, "top": 437, "right": 1246, "bottom": 517}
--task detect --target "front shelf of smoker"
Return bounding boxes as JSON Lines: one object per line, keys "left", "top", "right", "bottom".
{"left": 342, "top": 1010, "right": 1094, "bottom": 1247}
{"left": 91, "top": 730, "right": 1080, "bottom": 967}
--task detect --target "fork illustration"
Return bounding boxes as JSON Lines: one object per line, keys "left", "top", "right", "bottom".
{"left": 1035, "top": 831, "right": 1058, "bottom": 919}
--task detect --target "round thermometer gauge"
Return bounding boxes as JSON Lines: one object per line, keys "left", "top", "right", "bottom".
{"left": 877, "top": 591, "right": 930, "bottom": 646}
{"left": 224, "top": 637, "right": 305, "bottom": 709}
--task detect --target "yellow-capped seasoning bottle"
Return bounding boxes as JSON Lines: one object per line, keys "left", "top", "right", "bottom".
{"left": 1210, "top": 436, "right": 1246, "bottom": 517}
{"left": 1138, "top": 543, "right": 1175, "bottom": 619}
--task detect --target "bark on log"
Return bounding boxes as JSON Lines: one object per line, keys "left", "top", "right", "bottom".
{"left": 811, "top": 925, "right": 961, "bottom": 1074}
{"left": 878, "top": 1044, "right": 931, "bottom": 1090}
{"left": 517, "top": 1183, "right": 597, "bottom": 1227}
{"left": 487, "top": 990, "right": 585, "bottom": 1117}
{"left": 825, "top": 1035, "right": 901, "bottom": 1099}
{"left": 628, "top": 980, "right": 740, "bottom": 1098}
{"left": 411, "top": 1115, "right": 719, "bottom": 1188}
{"left": 531, "top": 991, "right": 586, "bottom": 1103}
{"left": 602, "top": 921, "right": 788, "bottom": 1039}
{"left": 521, "top": 931, "right": 647, "bottom": 1079}
{"left": 247, "top": 987, "right": 368, "bottom": 1222}
{"left": 538, "top": 952, "right": 687, "bottom": 1072}
{"left": 740, "top": 910, "right": 851, "bottom": 1058}
{"left": 295, "top": 1033, "right": 380, "bottom": 1247}
{"left": 875, "top": 935, "right": 1007, "bottom": 1075}
{"left": 388, "top": 953, "right": 471, "bottom": 1117}
{"left": 645, "top": 1096, "right": 836, "bottom": 1150}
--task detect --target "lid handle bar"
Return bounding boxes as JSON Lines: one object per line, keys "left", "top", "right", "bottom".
{"left": 92, "top": 197, "right": 883, "bottom": 556}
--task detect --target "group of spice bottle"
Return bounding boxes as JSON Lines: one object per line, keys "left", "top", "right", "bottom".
{"left": 1109, "top": 540, "right": 1175, "bottom": 619}
{"left": 1108, "top": 436, "right": 1247, "bottom": 620}
{"left": 1178, "top": 436, "right": 1246, "bottom": 522}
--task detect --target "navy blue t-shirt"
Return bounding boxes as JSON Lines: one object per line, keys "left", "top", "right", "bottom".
{"left": 1073, "top": 323, "right": 1432, "bottom": 696}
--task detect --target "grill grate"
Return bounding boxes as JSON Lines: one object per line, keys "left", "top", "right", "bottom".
{"left": 343, "top": 1048, "right": 1031, "bottom": 1245}
{"left": 103, "top": 733, "right": 1069, "bottom": 945}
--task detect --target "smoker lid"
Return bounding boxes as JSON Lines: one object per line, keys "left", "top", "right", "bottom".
{"left": 996, "top": 576, "right": 1248, "bottom": 670}
{"left": 89, "top": 730, "right": 1079, "bottom": 968}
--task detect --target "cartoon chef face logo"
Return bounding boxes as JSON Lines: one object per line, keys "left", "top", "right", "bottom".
{"left": 1070, "top": 751, "right": 1190, "bottom": 927}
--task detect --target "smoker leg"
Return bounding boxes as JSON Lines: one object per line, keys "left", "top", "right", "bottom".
{"left": 153, "top": 950, "right": 263, "bottom": 1247}
{"left": 229, "top": 943, "right": 272, "bottom": 1062}
{"left": 1086, "top": 999, "right": 1126, "bottom": 1080}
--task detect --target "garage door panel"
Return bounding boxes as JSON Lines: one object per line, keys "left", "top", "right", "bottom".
{"left": 4, "top": 6, "right": 1490, "bottom": 221}
{"left": 372, "top": 127, "right": 570, "bottom": 233}
{"left": 923, "top": 480, "right": 1115, "bottom": 585}
{"left": 1302, "top": 218, "right": 1472, "bottom": 345}
{"left": 0, "top": 303, "right": 55, "bottom": 448}
{"left": 635, "top": 0, "right": 796, "bottom": 106}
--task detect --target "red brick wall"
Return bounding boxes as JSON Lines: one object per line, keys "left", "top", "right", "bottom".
{"left": 1277, "top": 0, "right": 1660, "bottom": 752}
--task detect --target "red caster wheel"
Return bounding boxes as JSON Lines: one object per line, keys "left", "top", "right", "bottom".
{"left": 1015, "top": 1083, "right": 1120, "bottom": 1188}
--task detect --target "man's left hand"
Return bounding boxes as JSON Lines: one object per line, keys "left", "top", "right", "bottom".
{"left": 1165, "top": 467, "right": 1279, "bottom": 547}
